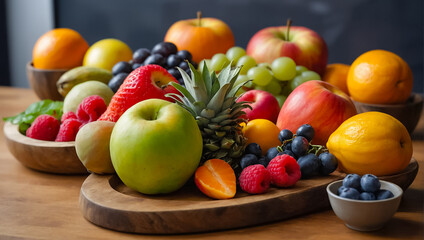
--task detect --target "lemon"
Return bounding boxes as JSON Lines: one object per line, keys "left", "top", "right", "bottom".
{"left": 327, "top": 111, "right": 412, "bottom": 176}
{"left": 83, "top": 38, "right": 132, "bottom": 71}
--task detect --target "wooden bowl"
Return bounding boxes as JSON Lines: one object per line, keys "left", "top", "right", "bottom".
{"left": 26, "top": 61, "right": 67, "bottom": 101}
{"left": 3, "top": 122, "right": 88, "bottom": 174}
{"left": 352, "top": 93, "right": 423, "bottom": 134}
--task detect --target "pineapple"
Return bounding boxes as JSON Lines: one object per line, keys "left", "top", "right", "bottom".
{"left": 166, "top": 62, "right": 251, "bottom": 169}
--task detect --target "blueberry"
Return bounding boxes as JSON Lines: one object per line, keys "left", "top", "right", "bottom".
{"left": 112, "top": 61, "right": 132, "bottom": 75}
{"left": 319, "top": 152, "right": 338, "bottom": 175}
{"left": 108, "top": 73, "right": 128, "bottom": 93}
{"left": 266, "top": 147, "right": 279, "bottom": 161}
{"left": 245, "top": 143, "right": 262, "bottom": 157}
{"left": 167, "top": 68, "right": 181, "bottom": 80}
{"left": 133, "top": 48, "right": 151, "bottom": 64}
{"left": 190, "top": 61, "right": 198, "bottom": 69}
{"left": 281, "top": 150, "right": 296, "bottom": 159}
{"left": 258, "top": 156, "right": 271, "bottom": 168}
{"left": 144, "top": 53, "right": 166, "bottom": 67}
{"left": 376, "top": 190, "right": 394, "bottom": 200}
{"left": 338, "top": 186, "right": 347, "bottom": 195}
{"left": 360, "top": 174, "right": 381, "bottom": 193}
{"left": 296, "top": 124, "right": 315, "bottom": 142}
{"left": 359, "top": 192, "right": 376, "bottom": 201}
{"left": 342, "top": 174, "right": 361, "bottom": 190}
{"left": 132, "top": 63, "right": 143, "bottom": 70}
{"left": 278, "top": 129, "right": 293, "bottom": 144}
{"left": 339, "top": 187, "right": 360, "bottom": 200}
{"left": 176, "top": 50, "right": 192, "bottom": 62}
{"left": 297, "top": 153, "right": 320, "bottom": 178}
{"left": 291, "top": 136, "right": 309, "bottom": 157}
{"left": 179, "top": 61, "right": 190, "bottom": 71}
{"left": 240, "top": 154, "right": 258, "bottom": 169}
{"left": 151, "top": 42, "right": 178, "bottom": 58}
{"left": 166, "top": 54, "right": 183, "bottom": 69}
{"left": 283, "top": 142, "right": 292, "bottom": 151}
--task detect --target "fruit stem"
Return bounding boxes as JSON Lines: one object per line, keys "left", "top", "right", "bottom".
{"left": 197, "top": 11, "right": 202, "bottom": 27}
{"left": 286, "top": 18, "right": 292, "bottom": 41}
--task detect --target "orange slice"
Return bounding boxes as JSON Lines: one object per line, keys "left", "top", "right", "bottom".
{"left": 194, "top": 159, "right": 236, "bottom": 200}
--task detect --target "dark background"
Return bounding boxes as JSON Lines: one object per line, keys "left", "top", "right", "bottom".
{"left": 3, "top": 0, "right": 424, "bottom": 92}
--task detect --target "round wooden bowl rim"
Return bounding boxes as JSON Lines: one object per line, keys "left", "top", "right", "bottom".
{"left": 4, "top": 121, "right": 75, "bottom": 148}
{"left": 26, "top": 61, "right": 69, "bottom": 73}
{"left": 352, "top": 93, "right": 423, "bottom": 108}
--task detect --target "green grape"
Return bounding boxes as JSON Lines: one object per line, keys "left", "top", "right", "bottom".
{"left": 257, "top": 62, "right": 271, "bottom": 70}
{"left": 254, "top": 84, "right": 267, "bottom": 91}
{"left": 226, "top": 46, "right": 246, "bottom": 66}
{"left": 301, "top": 71, "right": 321, "bottom": 80}
{"left": 237, "top": 55, "right": 257, "bottom": 75}
{"left": 198, "top": 59, "right": 211, "bottom": 72}
{"left": 247, "top": 66, "right": 273, "bottom": 86}
{"left": 234, "top": 74, "right": 250, "bottom": 87}
{"left": 271, "top": 57, "right": 297, "bottom": 81}
{"left": 289, "top": 71, "right": 321, "bottom": 91}
{"left": 296, "top": 65, "right": 308, "bottom": 75}
{"left": 275, "top": 95, "right": 288, "bottom": 108}
{"left": 210, "top": 53, "right": 230, "bottom": 72}
{"left": 265, "top": 79, "right": 282, "bottom": 95}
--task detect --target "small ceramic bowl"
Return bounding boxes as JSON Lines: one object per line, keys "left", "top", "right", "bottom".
{"left": 352, "top": 93, "right": 423, "bottom": 134}
{"left": 327, "top": 180, "right": 403, "bottom": 231}
{"left": 3, "top": 122, "right": 87, "bottom": 174}
{"left": 26, "top": 61, "right": 68, "bottom": 101}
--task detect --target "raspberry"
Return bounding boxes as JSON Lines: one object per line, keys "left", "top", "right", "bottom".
{"left": 76, "top": 95, "right": 107, "bottom": 123}
{"left": 61, "top": 111, "right": 77, "bottom": 123}
{"left": 55, "top": 119, "right": 83, "bottom": 142}
{"left": 267, "top": 154, "right": 301, "bottom": 187}
{"left": 26, "top": 114, "right": 60, "bottom": 141}
{"left": 239, "top": 164, "right": 271, "bottom": 194}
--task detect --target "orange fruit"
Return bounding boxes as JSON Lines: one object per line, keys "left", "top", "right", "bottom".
{"left": 194, "top": 159, "right": 236, "bottom": 199}
{"left": 322, "top": 63, "right": 350, "bottom": 95}
{"left": 347, "top": 49, "right": 413, "bottom": 104}
{"left": 32, "top": 28, "right": 89, "bottom": 70}
{"left": 327, "top": 111, "right": 412, "bottom": 176}
{"left": 242, "top": 119, "right": 281, "bottom": 155}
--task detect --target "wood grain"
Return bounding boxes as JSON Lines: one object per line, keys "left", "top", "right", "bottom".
{"left": 353, "top": 93, "right": 423, "bottom": 134}
{"left": 0, "top": 87, "right": 423, "bottom": 239}
{"left": 26, "top": 61, "right": 66, "bottom": 101}
{"left": 79, "top": 160, "right": 418, "bottom": 234}
{"left": 3, "top": 121, "right": 88, "bottom": 174}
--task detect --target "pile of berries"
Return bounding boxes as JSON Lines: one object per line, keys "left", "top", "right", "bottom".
{"left": 109, "top": 42, "right": 197, "bottom": 92}
{"left": 239, "top": 154, "right": 301, "bottom": 194}
{"left": 278, "top": 124, "right": 338, "bottom": 178}
{"left": 338, "top": 174, "right": 394, "bottom": 200}
{"left": 26, "top": 95, "right": 106, "bottom": 142}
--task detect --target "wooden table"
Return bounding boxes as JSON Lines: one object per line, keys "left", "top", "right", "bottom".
{"left": 0, "top": 86, "right": 423, "bottom": 239}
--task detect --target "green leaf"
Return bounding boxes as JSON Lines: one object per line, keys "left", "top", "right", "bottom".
{"left": 202, "top": 63, "right": 213, "bottom": 99}
{"left": 3, "top": 100, "right": 64, "bottom": 128}
{"left": 168, "top": 82, "right": 195, "bottom": 104}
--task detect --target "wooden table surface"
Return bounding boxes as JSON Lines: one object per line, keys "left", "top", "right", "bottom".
{"left": 0, "top": 86, "right": 423, "bottom": 240}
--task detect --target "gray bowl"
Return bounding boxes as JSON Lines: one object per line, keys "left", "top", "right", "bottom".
{"left": 327, "top": 180, "right": 403, "bottom": 231}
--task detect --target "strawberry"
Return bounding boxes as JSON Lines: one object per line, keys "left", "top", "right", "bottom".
{"left": 98, "top": 64, "right": 180, "bottom": 122}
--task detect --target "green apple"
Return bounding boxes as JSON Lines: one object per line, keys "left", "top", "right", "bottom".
{"left": 110, "top": 99, "right": 203, "bottom": 194}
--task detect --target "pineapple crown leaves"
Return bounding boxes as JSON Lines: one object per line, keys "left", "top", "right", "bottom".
{"left": 166, "top": 61, "right": 250, "bottom": 117}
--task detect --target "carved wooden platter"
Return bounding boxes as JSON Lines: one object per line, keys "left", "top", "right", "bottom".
{"left": 79, "top": 159, "right": 418, "bottom": 234}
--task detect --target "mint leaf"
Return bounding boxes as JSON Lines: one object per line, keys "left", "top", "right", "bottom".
{"left": 3, "top": 100, "right": 64, "bottom": 135}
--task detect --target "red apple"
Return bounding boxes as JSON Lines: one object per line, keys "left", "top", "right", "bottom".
{"left": 237, "top": 90, "right": 280, "bottom": 123}
{"left": 246, "top": 21, "right": 328, "bottom": 76}
{"left": 276, "top": 80, "right": 357, "bottom": 145}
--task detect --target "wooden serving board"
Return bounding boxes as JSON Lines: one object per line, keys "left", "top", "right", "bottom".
{"left": 79, "top": 159, "right": 418, "bottom": 234}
